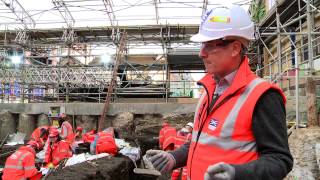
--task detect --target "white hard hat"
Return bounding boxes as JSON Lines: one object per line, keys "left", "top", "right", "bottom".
{"left": 190, "top": 5, "right": 255, "bottom": 43}
{"left": 181, "top": 127, "right": 189, "bottom": 132}
{"left": 186, "top": 122, "right": 194, "bottom": 129}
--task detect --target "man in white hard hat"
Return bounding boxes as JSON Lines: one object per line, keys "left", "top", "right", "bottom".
{"left": 146, "top": 4, "right": 293, "bottom": 180}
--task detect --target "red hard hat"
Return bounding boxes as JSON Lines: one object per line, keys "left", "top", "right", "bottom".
{"left": 27, "top": 140, "right": 39, "bottom": 149}
{"left": 49, "top": 127, "right": 59, "bottom": 137}
{"left": 76, "top": 126, "right": 83, "bottom": 131}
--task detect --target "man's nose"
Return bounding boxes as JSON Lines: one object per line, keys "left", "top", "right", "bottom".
{"left": 199, "top": 47, "right": 208, "bottom": 59}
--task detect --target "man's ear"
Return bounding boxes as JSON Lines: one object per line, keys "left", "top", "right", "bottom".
{"left": 231, "top": 41, "right": 242, "bottom": 57}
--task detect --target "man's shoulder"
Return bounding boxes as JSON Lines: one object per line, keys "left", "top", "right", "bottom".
{"left": 256, "top": 89, "right": 285, "bottom": 107}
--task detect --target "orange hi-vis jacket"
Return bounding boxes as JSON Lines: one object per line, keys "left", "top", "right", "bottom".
{"left": 186, "top": 57, "right": 286, "bottom": 179}
{"left": 95, "top": 131, "right": 117, "bottom": 155}
{"left": 44, "top": 140, "right": 72, "bottom": 166}
{"left": 174, "top": 130, "right": 192, "bottom": 149}
{"left": 30, "top": 126, "right": 49, "bottom": 148}
{"left": 158, "top": 126, "right": 167, "bottom": 149}
{"left": 83, "top": 130, "right": 96, "bottom": 143}
{"left": 2, "top": 146, "right": 38, "bottom": 180}
{"left": 60, "top": 121, "right": 75, "bottom": 144}
{"left": 159, "top": 126, "right": 176, "bottom": 150}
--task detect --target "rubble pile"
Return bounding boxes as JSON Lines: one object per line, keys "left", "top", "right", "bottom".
{"left": 287, "top": 127, "right": 320, "bottom": 180}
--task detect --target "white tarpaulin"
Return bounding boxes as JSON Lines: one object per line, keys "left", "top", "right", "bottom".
{"left": 5, "top": 132, "right": 26, "bottom": 145}
{"left": 64, "top": 153, "right": 110, "bottom": 167}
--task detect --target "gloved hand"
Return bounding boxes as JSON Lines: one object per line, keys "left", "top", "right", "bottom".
{"left": 204, "top": 162, "right": 235, "bottom": 180}
{"left": 47, "top": 162, "right": 55, "bottom": 169}
{"left": 145, "top": 149, "right": 176, "bottom": 174}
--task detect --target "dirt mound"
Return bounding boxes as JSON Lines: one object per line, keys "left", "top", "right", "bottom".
{"left": 47, "top": 155, "right": 138, "bottom": 180}
{"left": 134, "top": 113, "right": 194, "bottom": 137}
{"left": 287, "top": 127, "right": 320, "bottom": 180}
{"left": 131, "top": 113, "right": 194, "bottom": 154}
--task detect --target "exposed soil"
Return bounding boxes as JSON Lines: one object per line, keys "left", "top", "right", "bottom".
{"left": 132, "top": 113, "right": 194, "bottom": 154}
{"left": 47, "top": 155, "right": 136, "bottom": 180}
{"left": 0, "top": 145, "right": 21, "bottom": 166}
{"left": 287, "top": 127, "right": 320, "bottom": 180}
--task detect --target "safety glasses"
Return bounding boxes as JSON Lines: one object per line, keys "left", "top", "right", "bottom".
{"left": 201, "top": 39, "right": 235, "bottom": 53}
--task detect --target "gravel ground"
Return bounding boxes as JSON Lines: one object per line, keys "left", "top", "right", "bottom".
{"left": 286, "top": 127, "right": 320, "bottom": 180}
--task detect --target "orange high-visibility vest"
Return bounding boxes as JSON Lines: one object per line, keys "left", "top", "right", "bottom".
{"left": 2, "top": 146, "right": 38, "bottom": 180}
{"left": 160, "top": 126, "right": 176, "bottom": 151}
{"left": 174, "top": 130, "right": 192, "bottom": 149}
{"left": 187, "top": 57, "right": 286, "bottom": 179}
{"left": 60, "top": 121, "right": 74, "bottom": 144}
{"left": 51, "top": 140, "right": 72, "bottom": 166}
{"left": 172, "top": 167, "right": 188, "bottom": 180}
{"left": 159, "top": 126, "right": 168, "bottom": 149}
{"left": 44, "top": 140, "right": 72, "bottom": 166}
{"left": 96, "top": 132, "right": 117, "bottom": 155}
{"left": 83, "top": 130, "right": 96, "bottom": 143}
{"left": 30, "top": 126, "right": 49, "bottom": 148}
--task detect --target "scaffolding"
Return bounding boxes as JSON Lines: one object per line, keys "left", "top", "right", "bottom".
{"left": 253, "top": 0, "right": 320, "bottom": 127}
{"left": 0, "top": 23, "right": 204, "bottom": 103}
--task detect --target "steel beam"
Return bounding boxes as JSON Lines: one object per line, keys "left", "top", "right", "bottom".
{"left": 153, "top": 0, "right": 159, "bottom": 24}
{"left": 102, "top": 0, "right": 117, "bottom": 26}
{"left": 0, "top": 0, "right": 35, "bottom": 29}
{"left": 52, "top": 0, "right": 75, "bottom": 43}
{"left": 306, "top": 0, "right": 314, "bottom": 70}
{"left": 201, "top": 0, "right": 208, "bottom": 16}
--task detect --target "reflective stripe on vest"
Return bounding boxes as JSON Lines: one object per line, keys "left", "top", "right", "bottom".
{"left": 191, "top": 131, "right": 256, "bottom": 152}
{"left": 191, "top": 78, "right": 265, "bottom": 152}
{"left": 4, "top": 165, "right": 23, "bottom": 170}
{"left": 163, "top": 127, "right": 174, "bottom": 134}
{"left": 61, "top": 125, "right": 68, "bottom": 138}
{"left": 220, "top": 78, "right": 265, "bottom": 138}
{"left": 24, "top": 165, "right": 36, "bottom": 170}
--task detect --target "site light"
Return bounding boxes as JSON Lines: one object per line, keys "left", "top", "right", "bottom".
{"left": 11, "top": 56, "right": 22, "bottom": 64}
{"left": 101, "top": 54, "right": 111, "bottom": 64}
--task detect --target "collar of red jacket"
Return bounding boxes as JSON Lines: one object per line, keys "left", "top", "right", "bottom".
{"left": 198, "top": 56, "right": 255, "bottom": 97}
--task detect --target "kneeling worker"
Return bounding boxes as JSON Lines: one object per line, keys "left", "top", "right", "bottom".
{"left": 2, "top": 140, "right": 41, "bottom": 180}
{"left": 44, "top": 128, "right": 72, "bottom": 166}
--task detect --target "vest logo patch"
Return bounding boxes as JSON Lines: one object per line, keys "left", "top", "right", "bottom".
{"left": 208, "top": 118, "right": 219, "bottom": 131}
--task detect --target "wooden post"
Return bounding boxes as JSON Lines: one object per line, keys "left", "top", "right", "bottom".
{"left": 306, "top": 77, "right": 318, "bottom": 127}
